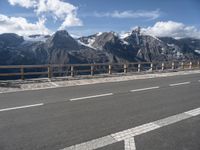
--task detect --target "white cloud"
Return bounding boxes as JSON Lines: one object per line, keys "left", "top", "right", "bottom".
{"left": 142, "top": 21, "right": 200, "bottom": 39}
{"left": 92, "top": 9, "right": 160, "bottom": 20}
{"left": 0, "top": 14, "right": 51, "bottom": 35}
{"left": 36, "top": 0, "right": 75, "bottom": 18}
{"left": 8, "top": 0, "right": 83, "bottom": 29}
{"left": 8, "top": 0, "right": 37, "bottom": 8}
{"left": 112, "top": 9, "right": 160, "bottom": 20}
{"left": 59, "top": 13, "right": 83, "bottom": 29}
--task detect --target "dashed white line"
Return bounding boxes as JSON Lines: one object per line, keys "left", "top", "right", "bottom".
{"left": 70, "top": 93, "right": 113, "bottom": 101}
{"left": 0, "top": 103, "right": 44, "bottom": 112}
{"left": 169, "top": 82, "right": 190, "bottom": 87}
{"left": 61, "top": 107, "right": 200, "bottom": 150}
{"left": 130, "top": 86, "right": 160, "bottom": 92}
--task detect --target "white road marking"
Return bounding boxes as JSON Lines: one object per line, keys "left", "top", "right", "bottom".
{"left": 185, "top": 108, "right": 200, "bottom": 116}
{"left": 70, "top": 93, "right": 113, "bottom": 101}
{"left": 0, "top": 103, "right": 44, "bottom": 112}
{"left": 111, "top": 123, "right": 160, "bottom": 141}
{"left": 125, "top": 137, "right": 136, "bottom": 150}
{"left": 153, "top": 113, "right": 191, "bottom": 127}
{"left": 169, "top": 82, "right": 190, "bottom": 87}
{"left": 62, "top": 135, "right": 116, "bottom": 150}
{"left": 61, "top": 107, "right": 200, "bottom": 150}
{"left": 130, "top": 86, "right": 160, "bottom": 92}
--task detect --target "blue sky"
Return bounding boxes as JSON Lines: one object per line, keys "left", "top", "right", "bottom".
{"left": 0, "top": 0, "right": 200, "bottom": 38}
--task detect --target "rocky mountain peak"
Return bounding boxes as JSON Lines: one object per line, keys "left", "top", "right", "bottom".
{"left": 46, "top": 30, "right": 79, "bottom": 51}
{"left": 92, "top": 32, "right": 120, "bottom": 49}
{"left": 54, "top": 30, "right": 70, "bottom": 37}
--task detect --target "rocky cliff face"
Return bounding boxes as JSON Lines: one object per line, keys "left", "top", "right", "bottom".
{"left": 0, "top": 30, "right": 200, "bottom": 66}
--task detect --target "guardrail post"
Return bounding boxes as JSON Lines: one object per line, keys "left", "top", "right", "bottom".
{"left": 172, "top": 62, "right": 175, "bottom": 70}
{"left": 161, "top": 63, "right": 165, "bottom": 71}
{"left": 138, "top": 64, "right": 141, "bottom": 72}
{"left": 150, "top": 63, "right": 153, "bottom": 72}
{"left": 181, "top": 62, "right": 184, "bottom": 70}
{"left": 91, "top": 65, "right": 94, "bottom": 76}
{"left": 198, "top": 61, "right": 200, "bottom": 68}
{"left": 20, "top": 66, "right": 24, "bottom": 80}
{"left": 48, "top": 65, "right": 52, "bottom": 78}
{"left": 71, "top": 66, "right": 74, "bottom": 77}
{"left": 124, "top": 64, "right": 128, "bottom": 73}
{"left": 108, "top": 64, "right": 112, "bottom": 74}
{"left": 189, "top": 61, "right": 192, "bottom": 69}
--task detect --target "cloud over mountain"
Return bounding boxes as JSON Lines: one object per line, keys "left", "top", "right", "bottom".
{"left": 0, "top": 14, "right": 50, "bottom": 35}
{"left": 8, "top": 0, "right": 83, "bottom": 29}
{"left": 142, "top": 21, "right": 200, "bottom": 39}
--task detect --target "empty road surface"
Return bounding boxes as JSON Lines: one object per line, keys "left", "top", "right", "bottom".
{"left": 0, "top": 73, "right": 200, "bottom": 150}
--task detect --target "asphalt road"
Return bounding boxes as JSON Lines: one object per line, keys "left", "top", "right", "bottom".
{"left": 0, "top": 73, "right": 200, "bottom": 150}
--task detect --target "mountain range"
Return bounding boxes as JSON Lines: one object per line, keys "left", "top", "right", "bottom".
{"left": 0, "top": 29, "right": 200, "bottom": 66}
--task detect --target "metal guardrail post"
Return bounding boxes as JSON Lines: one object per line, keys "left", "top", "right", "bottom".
{"left": 181, "top": 62, "right": 184, "bottom": 70}
{"left": 108, "top": 64, "right": 112, "bottom": 74}
{"left": 124, "top": 64, "right": 128, "bottom": 73}
{"left": 161, "top": 63, "right": 165, "bottom": 71}
{"left": 189, "top": 61, "right": 192, "bottom": 69}
{"left": 91, "top": 65, "right": 94, "bottom": 76}
{"left": 150, "top": 63, "right": 153, "bottom": 72}
{"left": 71, "top": 66, "right": 74, "bottom": 77}
{"left": 20, "top": 66, "right": 24, "bottom": 80}
{"left": 138, "top": 64, "right": 141, "bottom": 72}
{"left": 48, "top": 65, "right": 52, "bottom": 78}
{"left": 172, "top": 62, "right": 175, "bottom": 70}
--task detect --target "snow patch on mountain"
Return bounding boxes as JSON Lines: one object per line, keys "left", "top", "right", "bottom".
{"left": 195, "top": 50, "right": 200, "bottom": 54}
{"left": 24, "top": 35, "right": 49, "bottom": 42}
{"left": 176, "top": 51, "right": 184, "bottom": 58}
{"left": 88, "top": 38, "right": 95, "bottom": 46}
{"left": 120, "top": 32, "right": 132, "bottom": 39}
{"left": 121, "top": 39, "right": 129, "bottom": 45}
{"left": 77, "top": 40, "right": 97, "bottom": 50}
{"left": 96, "top": 32, "right": 103, "bottom": 36}
{"left": 167, "top": 43, "right": 175, "bottom": 47}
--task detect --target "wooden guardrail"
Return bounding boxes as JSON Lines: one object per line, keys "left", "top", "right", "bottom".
{"left": 0, "top": 61, "right": 199, "bottom": 80}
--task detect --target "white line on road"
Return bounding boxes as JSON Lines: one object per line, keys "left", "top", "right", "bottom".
{"left": 70, "top": 93, "right": 113, "bottom": 101}
{"left": 169, "top": 82, "right": 190, "bottom": 87}
{"left": 185, "top": 108, "right": 200, "bottom": 116}
{"left": 125, "top": 137, "right": 136, "bottom": 150}
{"left": 0, "top": 103, "right": 44, "bottom": 112}
{"left": 61, "top": 107, "right": 200, "bottom": 150}
{"left": 130, "top": 86, "right": 160, "bottom": 92}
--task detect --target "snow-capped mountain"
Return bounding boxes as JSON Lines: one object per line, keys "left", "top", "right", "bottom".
{"left": 0, "top": 29, "right": 200, "bottom": 66}
{"left": 79, "top": 29, "right": 200, "bottom": 62}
